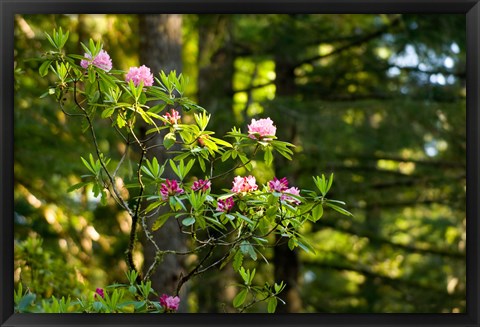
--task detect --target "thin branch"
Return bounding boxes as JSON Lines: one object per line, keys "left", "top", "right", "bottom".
{"left": 175, "top": 245, "right": 215, "bottom": 296}
{"left": 72, "top": 80, "right": 133, "bottom": 216}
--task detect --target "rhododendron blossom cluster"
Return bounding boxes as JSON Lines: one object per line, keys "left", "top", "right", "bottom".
{"left": 125, "top": 65, "right": 154, "bottom": 87}
{"left": 94, "top": 288, "right": 105, "bottom": 299}
{"left": 248, "top": 117, "right": 276, "bottom": 141}
{"left": 191, "top": 179, "right": 211, "bottom": 192}
{"left": 163, "top": 109, "right": 181, "bottom": 125}
{"left": 216, "top": 197, "right": 235, "bottom": 212}
{"left": 160, "top": 179, "right": 184, "bottom": 201}
{"left": 159, "top": 294, "right": 180, "bottom": 312}
{"left": 231, "top": 175, "right": 258, "bottom": 193}
{"left": 281, "top": 187, "right": 301, "bottom": 204}
{"left": 268, "top": 177, "right": 301, "bottom": 204}
{"left": 80, "top": 50, "right": 112, "bottom": 72}
{"left": 268, "top": 177, "right": 289, "bottom": 193}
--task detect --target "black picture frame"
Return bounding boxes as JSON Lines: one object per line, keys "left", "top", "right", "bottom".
{"left": 1, "top": 1, "right": 479, "bottom": 326}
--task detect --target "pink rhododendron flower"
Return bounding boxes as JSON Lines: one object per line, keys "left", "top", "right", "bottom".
{"left": 244, "top": 175, "right": 258, "bottom": 191}
{"left": 268, "top": 177, "right": 289, "bottom": 192}
{"left": 216, "top": 197, "right": 234, "bottom": 212}
{"left": 247, "top": 117, "right": 276, "bottom": 141}
{"left": 160, "top": 179, "right": 184, "bottom": 201}
{"left": 231, "top": 176, "right": 245, "bottom": 193}
{"left": 159, "top": 294, "right": 180, "bottom": 312}
{"left": 95, "top": 288, "right": 105, "bottom": 299}
{"left": 191, "top": 179, "right": 211, "bottom": 192}
{"left": 125, "top": 65, "right": 154, "bottom": 87}
{"left": 281, "top": 187, "right": 301, "bottom": 204}
{"left": 80, "top": 50, "right": 112, "bottom": 72}
{"left": 231, "top": 175, "right": 258, "bottom": 193}
{"left": 163, "top": 109, "right": 181, "bottom": 125}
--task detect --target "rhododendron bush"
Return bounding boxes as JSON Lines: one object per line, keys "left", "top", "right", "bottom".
{"left": 17, "top": 28, "right": 351, "bottom": 314}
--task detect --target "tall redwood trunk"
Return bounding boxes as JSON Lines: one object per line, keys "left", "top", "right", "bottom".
{"left": 195, "top": 15, "right": 236, "bottom": 312}
{"left": 137, "top": 14, "right": 188, "bottom": 310}
{"left": 273, "top": 53, "right": 303, "bottom": 313}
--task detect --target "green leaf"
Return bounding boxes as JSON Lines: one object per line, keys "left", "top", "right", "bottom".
{"left": 239, "top": 267, "right": 248, "bottom": 283}
{"left": 92, "top": 183, "right": 101, "bottom": 197}
{"left": 198, "top": 157, "right": 206, "bottom": 172}
{"left": 297, "top": 239, "right": 316, "bottom": 254}
{"left": 44, "top": 32, "right": 57, "bottom": 48}
{"left": 325, "top": 202, "right": 353, "bottom": 216}
{"left": 18, "top": 293, "right": 36, "bottom": 312}
{"left": 39, "top": 60, "right": 52, "bottom": 77}
{"left": 299, "top": 202, "right": 315, "bottom": 215}
{"left": 100, "top": 190, "right": 108, "bottom": 206}
{"left": 145, "top": 201, "right": 161, "bottom": 214}
{"left": 152, "top": 213, "right": 171, "bottom": 231}
{"left": 88, "top": 67, "right": 96, "bottom": 83}
{"left": 248, "top": 268, "right": 256, "bottom": 284}
{"left": 184, "top": 159, "right": 195, "bottom": 177}
{"left": 163, "top": 132, "right": 176, "bottom": 150}
{"left": 182, "top": 217, "right": 196, "bottom": 226}
{"left": 80, "top": 156, "right": 95, "bottom": 174}
{"left": 236, "top": 213, "right": 254, "bottom": 225}
{"left": 274, "top": 282, "right": 285, "bottom": 293}
{"left": 169, "top": 159, "right": 181, "bottom": 179}
{"left": 311, "top": 204, "right": 323, "bottom": 222}
{"left": 101, "top": 107, "right": 116, "bottom": 119}
{"left": 240, "top": 241, "right": 257, "bottom": 261}
{"left": 116, "top": 114, "right": 126, "bottom": 128}
{"left": 288, "top": 238, "right": 297, "bottom": 250}
{"left": 67, "top": 182, "right": 89, "bottom": 193}
{"left": 202, "top": 138, "right": 218, "bottom": 151}
{"left": 264, "top": 147, "right": 273, "bottom": 166}
{"left": 92, "top": 301, "right": 103, "bottom": 312}
{"left": 233, "top": 250, "right": 243, "bottom": 272}
{"left": 233, "top": 288, "right": 248, "bottom": 308}
{"left": 267, "top": 297, "right": 278, "bottom": 313}
{"left": 141, "top": 166, "right": 156, "bottom": 180}
{"left": 326, "top": 173, "right": 334, "bottom": 194}
{"left": 128, "top": 285, "right": 137, "bottom": 295}
{"left": 209, "top": 136, "right": 233, "bottom": 148}
{"left": 221, "top": 150, "right": 232, "bottom": 162}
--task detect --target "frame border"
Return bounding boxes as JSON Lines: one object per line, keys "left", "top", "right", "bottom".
{"left": 1, "top": 1, "right": 479, "bottom": 326}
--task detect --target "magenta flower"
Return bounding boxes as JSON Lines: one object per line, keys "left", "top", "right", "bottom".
{"left": 94, "top": 288, "right": 105, "bottom": 299}
{"left": 163, "top": 109, "right": 181, "bottom": 125}
{"left": 247, "top": 117, "right": 277, "bottom": 141}
{"left": 125, "top": 65, "right": 154, "bottom": 87}
{"left": 268, "top": 177, "right": 289, "bottom": 192}
{"left": 216, "top": 197, "right": 234, "bottom": 212}
{"left": 159, "top": 294, "right": 180, "bottom": 312}
{"left": 191, "top": 179, "right": 211, "bottom": 192}
{"left": 281, "top": 187, "right": 301, "bottom": 205}
{"left": 231, "top": 175, "right": 258, "bottom": 193}
{"left": 80, "top": 50, "right": 112, "bottom": 72}
{"left": 160, "top": 179, "right": 184, "bottom": 201}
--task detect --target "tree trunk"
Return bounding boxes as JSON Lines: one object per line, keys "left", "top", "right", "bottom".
{"left": 194, "top": 14, "right": 237, "bottom": 312}
{"left": 273, "top": 52, "right": 303, "bottom": 313}
{"left": 197, "top": 15, "right": 235, "bottom": 135}
{"left": 137, "top": 14, "right": 188, "bottom": 311}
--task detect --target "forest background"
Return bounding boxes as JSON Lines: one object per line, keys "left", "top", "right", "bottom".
{"left": 13, "top": 13, "right": 466, "bottom": 313}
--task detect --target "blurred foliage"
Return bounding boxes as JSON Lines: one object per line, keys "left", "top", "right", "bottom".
{"left": 14, "top": 270, "right": 180, "bottom": 313}
{"left": 14, "top": 13, "right": 466, "bottom": 313}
